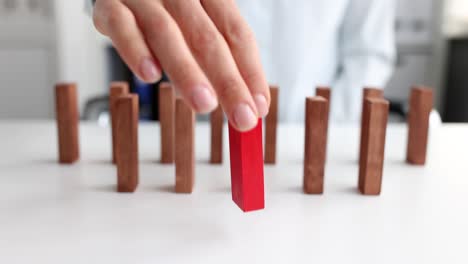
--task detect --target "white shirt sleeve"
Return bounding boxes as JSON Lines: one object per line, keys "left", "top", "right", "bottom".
{"left": 331, "top": 0, "right": 396, "bottom": 122}
{"left": 85, "top": 0, "right": 93, "bottom": 15}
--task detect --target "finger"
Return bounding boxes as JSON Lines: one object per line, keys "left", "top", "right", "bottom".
{"left": 124, "top": 1, "right": 218, "bottom": 114}
{"left": 201, "top": 0, "right": 270, "bottom": 117}
{"left": 164, "top": 0, "right": 259, "bottom": 131}
{"left": 93, "top": 0, "right": 162, "bottom": 83}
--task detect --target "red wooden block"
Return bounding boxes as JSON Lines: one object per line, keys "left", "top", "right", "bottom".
{"left": 228, "top": 119, "right": 265, "bottom": 212}
{"left": 406, "top": 86, "right": 433, "bottom": 165}
{"left": 55, "top": 83, "right": 80, "bottom": 164}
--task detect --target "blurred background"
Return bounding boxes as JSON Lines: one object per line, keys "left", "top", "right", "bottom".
{"left": 0, "top": 0, "right": 467, "bottom": 122}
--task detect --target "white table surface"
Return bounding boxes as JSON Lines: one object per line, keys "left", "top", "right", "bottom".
{"left": 0, "top": 120, "right": 467, "bottom": 263}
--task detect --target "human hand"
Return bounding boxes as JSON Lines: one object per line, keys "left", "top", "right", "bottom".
{"left": 93, "top": 0, "right": 270, "bottom": 131}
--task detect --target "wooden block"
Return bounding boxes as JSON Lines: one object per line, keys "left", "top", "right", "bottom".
{"left": 265, "top": 85, "right": 279, "bottom": 164}
{"left": 210, "top": 105, "right": 224, "bottom": 164}
{"left": 228, "top": 119, "right": 265, "bottom": 212}
{"left": 406, "top": 86, "right": 433, "bottom": 165}
{"left": 316, "top": 86, "right": 331, "bottom": 102}
{"left": 315, "top": 86, "right": 331, "bottom": 158}
{"left": 358, "top": 98, "right": 389, "bottom": 195}
{"left": 175, "top": 99, "right": 195, "bottom": 193}
{"left": 159, "top": 82, "right": 175, "bottom": 164}
{"left": 303, "top": 96, "right": 328, "bottom": 194}
{"left": 115, "top": 94, "right": 139, "bottom": 193}
{"left": 55, "top": 83, "right": 80, "bottom": 164}
{"left": 359, "top": 87, "right": 384, "bottom": 165}
{"left": 362, "top": 87, "right": 384, "bottom": 100}
{"left": 109, "top": 82, "right": 129, "bottom": 164}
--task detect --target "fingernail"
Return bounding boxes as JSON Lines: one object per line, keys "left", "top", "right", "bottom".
{"left": 191, "top": 85, "right": 218, "bottom": 113}
{"left": 254, "top": 94, "right": 269, "bottom": 117}
{"left": 233, "top": 103, "right": 258, "bottom": 131}
{"left": 140, "top": 58, "right": 161, "bottom": 83}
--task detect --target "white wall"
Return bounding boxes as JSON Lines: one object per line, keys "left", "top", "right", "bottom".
{"left": 54, "top": 0, "right": 107, "bottom": 118}
{"left": 0, "top": 0, "right": 456, "bottom": 118}
{"left": 444, "top": 0, "right": 468, "bottom": 37}
{"left": 428, "top": 0, "right": 447, "bottom": 111}
{"left": 385, "top": 0, "right": 447, "bottom": 112}
{"left": 0, "top": 0, "right": 56, "bottom": 118}
{"left": 0, "top": 0, "right": 107, "bottom": 119}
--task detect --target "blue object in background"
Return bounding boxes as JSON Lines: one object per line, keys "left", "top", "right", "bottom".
{"left": 132, "top": 74, "right": 154, "bottom": 120}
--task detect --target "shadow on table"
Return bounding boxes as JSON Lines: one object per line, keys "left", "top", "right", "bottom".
{"left": 88, "top": 184, "right": 176, "bottom": 194}
{"left": 339, "top": 186, "right": 361, "bottom": 195}
{"left": 384, "top": 159, "right": 409, "bottom": 167}
{"left": 30, "top": 158, "right": 115, "bottom": 166}
{"left": 30, "top": 158, "right": 58, "bottom": 165}
{"left": 154, "top": 184, "right": 174, "bottom": 193}
{"left": 210, "top": 186, "right": 231, "bottom": 194}
{"left": 87, "top": 159, "right": 112, "bottom": 165}
{"left": 198, "top": 160, "right": 226, "bottom": 165}
{"left": 283, "top": 186, "right": 303, "bottom": 194}
{"left": 90, "top": 184, "right": 116, "bottom": 193}
{"left": 280, "top": 185, "right": 362, "bottom": 196}
{"left": 138, "top": 159, "right": 157, "bottom": 165}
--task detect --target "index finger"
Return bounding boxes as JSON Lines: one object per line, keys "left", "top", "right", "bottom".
{"left": 201, "top": 0, "right": 271, "bottom": 117}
